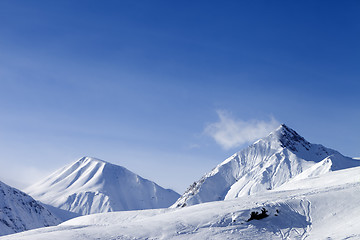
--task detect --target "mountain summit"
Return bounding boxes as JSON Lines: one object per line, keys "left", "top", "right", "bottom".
{"left": 26, "top": 157, "right": 180, "bottom": 215}
{"left": 172, "top": 124, "right": 360, "bottom": 208}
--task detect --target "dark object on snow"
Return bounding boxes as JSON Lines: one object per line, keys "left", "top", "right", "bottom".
{"left": 247, "top": 208, "right": 269, "bottom": 222}
{"left": 275, "top": 209, "right": 279, "bottom": 216}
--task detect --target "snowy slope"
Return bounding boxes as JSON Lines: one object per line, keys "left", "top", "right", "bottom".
{"left": 4, "top": 166, "right": 360, "bottom": 240}
{"left": 172, "top": 124, "right": 360, "bottom": 208}
{"left": 25, "top": 157, "right": 180, "bottom": 215}
{"left": 0, "top": 180, "right": 60, "bottom": 236}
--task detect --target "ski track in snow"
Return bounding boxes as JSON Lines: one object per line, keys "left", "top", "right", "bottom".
{"left": 173, "top": 124, "right": 360, "bottom": 208}
{"left": 279, "top": 202, "right": 299, "bottom": 240}
{"left": 3, "top": 125, "right": 360, "bottom": 239}
{"left": 299, "top": 198, "right": 312, "bottom": 240}
{"left": 3, "top": 169, "right": 360, "bottom": 240}
{"left": 278, "top": 198, "right": 312, "bottom": 240}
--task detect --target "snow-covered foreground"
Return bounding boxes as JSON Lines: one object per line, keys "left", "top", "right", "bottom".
{"left": 4, "top": 166, "right": 360, "bottom": 240}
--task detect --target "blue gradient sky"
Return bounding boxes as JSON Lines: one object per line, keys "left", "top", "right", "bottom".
{"left": 0, "top": 1, "right": 359, "bottom": 193}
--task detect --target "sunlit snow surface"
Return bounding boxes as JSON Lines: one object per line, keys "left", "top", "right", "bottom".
{"left": 172, "top": 124, "right": 360, "bottom": 208}
{"left": 3, "top": 166, "right": 360, "bottom": 240}
{"left": 5, "top": 125, "right": 360, "bottom": 239}
{"left": 25, "top": 157, "right": 180, "bottom": 215}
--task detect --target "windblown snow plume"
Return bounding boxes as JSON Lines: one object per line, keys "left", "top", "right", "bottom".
{"left": 205, "top": 111, "right": 279, "bottom": 149}
{"left": 174, "top": 124, "right": 360, "bottom": 208}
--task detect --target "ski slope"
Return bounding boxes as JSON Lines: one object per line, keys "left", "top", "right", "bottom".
{"left": 4, "top": 166, "right": 360, "bottom": 240}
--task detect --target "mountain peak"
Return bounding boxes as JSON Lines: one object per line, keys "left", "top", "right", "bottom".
{"left": 26, "top": 157, "right": 180, "bottom": 215}
{"left": 77, "top": 156, "right": 107, "bottom": 164}
{"left": 172, "top": 124, "right": 360, "bottom": 208}
{"left": 74, "top": 157, "right": 118, "bottom": 169}
{"left": 275, "top": 123, "right": 298, "bottom": 135}
{"left": 271, "top": 124, "right": 311, "bottom": 152}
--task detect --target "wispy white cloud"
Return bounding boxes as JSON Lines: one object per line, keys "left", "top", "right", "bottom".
{"left": 204, "top": 110, "right": 279, "bottom": 150}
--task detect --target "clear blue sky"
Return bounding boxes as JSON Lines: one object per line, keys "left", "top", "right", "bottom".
{"left": 0, "top": 1, "right": 359, "bottom": 193}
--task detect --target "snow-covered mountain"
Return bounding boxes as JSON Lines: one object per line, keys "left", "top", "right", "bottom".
{"left": 25, "top": 157, "right": 180, "bottom": 215}
{"left": 172, "top": 124, "right": 360, "bottom": 208}
{"left": 4, "top": 165, "right": 360, "bottom": 240}
{"left": 0, "top": 180, "right": 60, "bottom": 236}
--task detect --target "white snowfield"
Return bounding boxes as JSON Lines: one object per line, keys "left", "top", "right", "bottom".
{"left": 25, "top": 157, "right": 180, "bottom": 215}
{"left": 0, "top": 181, "right": 60, "bottom": 236}
{"left": 3, "top": 165, "right": 360, "bottom": 240}
{"left": 172, "top": 124, "right": 360, "bottom": 208}
{"left": 3, "top": 124, "right": 360, "bottom": 239}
